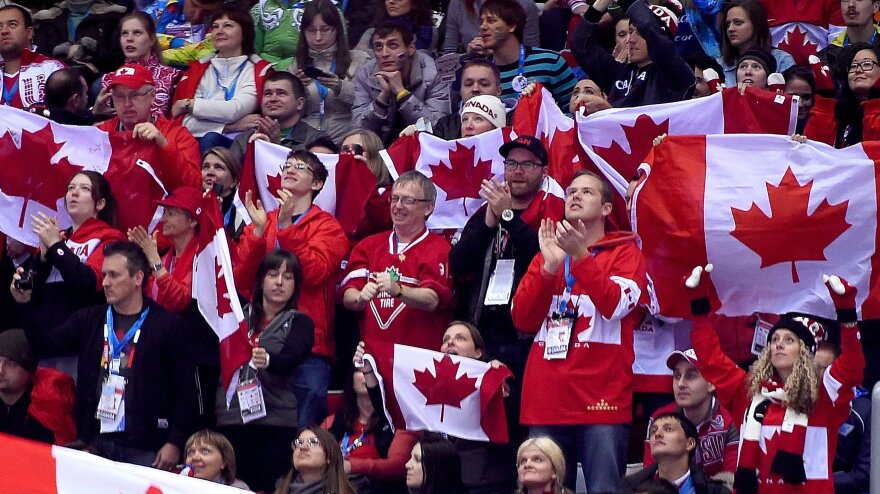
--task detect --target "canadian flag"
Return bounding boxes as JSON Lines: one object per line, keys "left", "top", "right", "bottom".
{"left": 383, "top": 129, "right": 565, "bottom": 230}
{"left": 192, "top": 190, "right": 251, "bottom": 404}
{"left": 236, "top": 140, "right": 377, "bottom": 235}
{"left": 634, "top": 134, "right": 880, "bottom": 319}
{"left": 0, "top": 106, "right": 169, "bottom": 245}
{"left": 363, "top": 342, "right": 513, "bottom": 443}
{"left": 0, "top": 433, "right": 250, "bottom": 493}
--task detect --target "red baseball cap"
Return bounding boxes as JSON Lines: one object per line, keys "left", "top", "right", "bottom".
{"left": 665, "top": 349, "right": 699, "bottom": 370}
{"left": 155, "top": 187, "right": 203, "bottom": 219}
{"left": 107, "top": 64, "right": 155, "bottom": 90}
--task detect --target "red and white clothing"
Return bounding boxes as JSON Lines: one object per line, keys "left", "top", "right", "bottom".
{"left": 46, "top": 217, "right": 125, "bottom": 289}
{"left": 511, "top": 231, "right": 647, "bottom": 425}
{"left": 341, "top": 229, "right": 453, "bottom": 350}
{"left": 0, "top": 50, "right": 65, "bottom": 109}
{"left": 691, "top": 315, "right": 864, "bottom": 494}
{"left": 146, "top": 236, "right": 198, "bottom": 313}
{"left": 643, "top": 398, "right": 739, "bottom": 477}
{"left": 101, "top": 54, "right": 181, "bottom": 117}
{"left": 762, "top": 0, "right": 844, "bottom": 64}
{"left": 632, "top": 310, "right": 693, "bottom": 393}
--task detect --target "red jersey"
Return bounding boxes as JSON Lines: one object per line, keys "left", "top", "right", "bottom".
{"left": 341, "top": 229, "right": 452, "bottom": 350}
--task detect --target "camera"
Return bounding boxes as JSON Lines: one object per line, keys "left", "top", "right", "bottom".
{"left": 13, "top": 270, "right": 35, "bottom": 290}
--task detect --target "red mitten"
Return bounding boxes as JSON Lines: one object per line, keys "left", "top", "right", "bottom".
{"left": 768, "top": 72, "right": 785, "bottom": 93}
{"left": 684, "top": 264, "right": 713, "bottom": 315}
{"left": 703, "top": 68, "right": 724, "bottom": 94}
{"left": 808, "top": 55, "right": 835, "bottom": 95}
{"left": 824, "top": 274, "right": 857, "bottom": 323}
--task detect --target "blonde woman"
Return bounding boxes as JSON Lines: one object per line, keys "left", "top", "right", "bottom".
{"left": 685, "top": 266, "right": 864, "bottom": 494}
{"left": 515, "top": 436, "right": 573, "bottom": 494}
{"left": 339, "top": 129, "right": 394, "bottom": 241}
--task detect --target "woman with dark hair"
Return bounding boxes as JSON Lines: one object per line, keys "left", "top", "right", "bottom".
{"left": 720, "top": 0, "right": 794, "bottom": 86}
{"left": 98, "top": 11, "right": 181, "bottom": 117}
{"left": 290, "top": 0, "right": 367, "bottom": 142}
{"left": 782, "top": 65, "right": 816, "bottom": 134}
{"left": 215, "top": 250, "right": 315, "bottom": 493}
{"left": 171, "top": 5, "right": 272, "bottom": 152}
{"left": 405, "top": 433, "right": 468, "bottom": 494}
{"left": 805, "top": 42, "right": 880, "bottom": 148}
{"left": 322, "top": 367, "right": 418, "bottom": 493}
{"left": 276, "top": 427, "right": 358, "bottom": 494}
{"left": 201, "top": 146, "right": 245, "bottom": 241}
{"left": 357, "top": 0, "right": 435, "bottom": 51}
{"left": 182, "top": 429, "right": 250, "bottom": 489}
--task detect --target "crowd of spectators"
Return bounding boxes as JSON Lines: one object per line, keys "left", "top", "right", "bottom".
{"left": 0, "top": 0, "right": 878, "bottom": 493}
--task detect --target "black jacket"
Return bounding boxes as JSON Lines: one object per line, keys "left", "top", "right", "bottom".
{"left": 834, "top": 394, "right": 871, "bottom": 494}
{"left": 618, "top": 463, "right": 731, "bottom": 494}
{"left": 571, "top": 0, "right": 694, "bottom": 107}
{"left": 22, "top": 298, "right": 197, "bottom": 451}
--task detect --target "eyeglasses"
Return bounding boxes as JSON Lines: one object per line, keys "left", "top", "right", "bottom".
{"left": 111, "top": 88, "right": 153, "bottom": 104}
{"left": 389, "top": 195, "right": 431, "bottom": 206}
{"left": 280, "top": 162, "right": 313, "bottom": 174}
{"left": 292, "top": 437, "right": 322, "bottom": 449}
{"left": 849, "top": 59, "right": 878, "bottom": 73}
{"left": 503, "top": 159, "right": 542, "bottom": 171}
{"left": 305, "top": 26, "right": 336, "bottom": 36}
{"left": 341, "top": 144, "right": 365, "bottom": 156}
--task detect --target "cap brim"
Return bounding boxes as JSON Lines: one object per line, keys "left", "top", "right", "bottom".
{"left": 665, "top": 351, "right": 697, "bottom": 370}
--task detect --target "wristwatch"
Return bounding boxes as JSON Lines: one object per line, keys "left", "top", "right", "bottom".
{"left": 151, "top": 262, "right": 164, "bottom": 273}
{"left": 501, "top": 208, "right": 514, "bottom": 222}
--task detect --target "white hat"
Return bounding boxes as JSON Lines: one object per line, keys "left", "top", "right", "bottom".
{"left": 461, "top": 95, "right": 506, "bottom": 129}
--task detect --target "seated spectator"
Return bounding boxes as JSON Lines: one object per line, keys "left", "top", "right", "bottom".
{"left": 171, "top": 5, "right": 270, "bottom": 153}
{"left": 340, "top": 129, "right": 394, "bottom": 242}
{"left": 341, "top": 171, "right": 453, "bottom": 351}
{"left": 735, "top": 48, "right": 774, "bottom": 89}
{"left": 290, "top": 0, "right": 367, "bottom": 143}
{"left": 571, "top": 0, "right": 695, "bottom": 107}
{"left": 352, "top": 23, "right": 451, "bottom": 146}
{"left": 479, "top": 0, "right": 576, "bottom": 108}
{"left": 239, "top": 151, "right": 349, "bottom": 430}
{"left": 720, "top": 0, "right": 794, "bottom": 86}
{"left": 32, "top": 0, "right": 125, "bottom": 78}
{"left": 216, "top": 250, "right": 315, "bottom": 492}
{"left": 686, "top": 53, "right": 725, "bottom": 98}
{"left": 622, "top": 412, "right": 731, "bottom": 494}
{"left": 251, "top": 0, "right": 345, "bottom": 71}
{"left": 782, "top": 65, "right": 816, "bottom": 134}
{"left": 357, "top": 0, "right": 435, "bottom": 51}
{"left": 442, "top": 0, "right": 539, "bottom": 54}
{"left": 432, "top": 59, "right": 506, "bottom": 140}
{"left": 820, "top": 0, "right": 880, "bottom": 84}
{"left": 643, "top": 350, "right": 738, "bottom": 482}
{"left": 322, "top": 367, "right": 418, "bottom": 493}
{"left": 0, "top": 4, "right": 65, "bottom": 109}
{"left": 158, "top": 0, "right": 220, "bottom": 67}
{"left": 228, "top": 71, "right": 329, "bottom": 162}
{"left": 182, "top": 429, "right": 250, "bottom": 489}
{"left": 0, "top": 329, "right": 76, "bottom": 445}
{"left": 276, "top": 427, "right": 358, "bottom": 494}
{"left": 568, "top": 78, "right": 610, "bottom": 115}
{"left": 405, "top": 433, "right": 469, "bottom": 494}
{"left": 515, "top": 436, "right": 572, "bottom": 494}
{"left": 200, "top": 147, "right": 245, "bottom": 242}
{"left": 98, "top": 11, "right": 182, "bottom": 118}
{"left": 29, "top": 68, "right": 95, "bottom": 125}
{"left": 127, "top": 187, "right": 201, "bottom": 314}
{"left": 805, "top": 42, "right": 880, "bottom": 147}
{"left": 458, "top": 94, "right": 506, "bottom": 137}
{"left": 97, "top": 64, "right": 202, "bottom": 191}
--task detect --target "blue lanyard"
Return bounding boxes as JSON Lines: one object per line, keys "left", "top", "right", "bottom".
{"left": 341, "top": 0, "right": 349, "bottom": 11}
{"left": 314, "top": 60, "right": 337, "bottom": 130}
{"left": 340, "top": 431, "right": 365, "bottom": 457}
{"left": 105, "top": 306, "right": 150, "bottom": 360}
{"left": 212, "top": 60, "right": 249, "bottom": 101}
{"left": 1, "top": 72, "right": 19, "bottom": 105}
{"left": 844, "top": 30, "right": 878, "bottom": 47}
{"left": 558, "top": 256, "right": 576, "bottom": 314}
{"left": 518, "top": 44, "right": 525, "bottom": 78}
{"left": 223, "top": 205, "right": 234, "bottom": 227}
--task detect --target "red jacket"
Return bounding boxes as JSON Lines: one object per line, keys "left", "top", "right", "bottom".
{"left": 803, "top": 96, "right": 880, "bottom": 148}
{"left": 0, "top": 49, "right": 65, "bottom": 108}
{"left": 146, "top": 236, "right": 198, "bottom": 313}
{"left": 237, "top": 206, "right": 349, "bottom": 359}
{"left": 511, "top": 231, "right": 647, "bottom": 425}
{"left": 172, "top": 55, "right": 273, "bottom": 113}
{"left": 761, "top": 0, "right": 842, "bottom": 27}
{"left": 29, "top": 368, "right": 77, "bottom": 445}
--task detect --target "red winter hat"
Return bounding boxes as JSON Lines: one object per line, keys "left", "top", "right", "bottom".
{"left": 107, "top": 64, "right": 155, "bottom": 90}
{"left": 155, "top": 186, "right": 203, "bottom": 219}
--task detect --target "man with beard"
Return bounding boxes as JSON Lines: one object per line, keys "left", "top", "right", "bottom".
{"left": 0, "top": 4, "right": 64, "bottom": 109}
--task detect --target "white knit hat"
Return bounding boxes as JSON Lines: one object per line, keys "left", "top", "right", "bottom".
{"left": 461, "top": 95, "right": 506, "bottom": 129}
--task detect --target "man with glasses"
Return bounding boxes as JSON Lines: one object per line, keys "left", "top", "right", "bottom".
{"left": 239, "top": 149, "right": 349, "bottom": 429}
{"left": 96, "top": 64, "right": 201, "bottom": 190}
{"left": 341, "top": 171, "right": 453, "bottom": 350}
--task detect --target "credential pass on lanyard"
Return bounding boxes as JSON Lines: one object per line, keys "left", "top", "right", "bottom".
{"left": 314, "top": 60, "right": 337, "bottom": 130}
{"left": 511, "top": 45, "right": 528, "bottom": 93}
{"left": 213, "top": 60, "right": 249, "bottom": 101}
{"left": 103, "top": 305, "right": 150, "bottom": 374}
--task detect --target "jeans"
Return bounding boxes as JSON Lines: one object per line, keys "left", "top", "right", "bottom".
{"left": 530, "top": 423, "right": 629, "bottom": 493}
{"left": 292, "top": 355, "right": 331, "bottom": 428}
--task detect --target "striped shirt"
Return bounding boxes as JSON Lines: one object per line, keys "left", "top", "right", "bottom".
{"left": 497, "top": 46, "right": 577, "bottom": 109}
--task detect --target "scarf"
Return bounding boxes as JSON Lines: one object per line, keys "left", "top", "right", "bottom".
{"left": 734, "top": 379, "right": 809, "bottom": 494}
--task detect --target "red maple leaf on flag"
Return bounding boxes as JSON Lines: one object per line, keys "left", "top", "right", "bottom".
{"left": 428, "top": 142, "right": 493, "bottom": 216}
{"left": 730, "top": 167, "right": 850, "bottom": 283}
{"left": 592, "top": 115, "right": 669, "bottom": 181}
{"left": 145, "top": 486, "right": 164, "bottom": 494}
{"left": 266, "top": 172, "right": 282, "bottom": 197}
{"left": 215, "top": 255, "right": 234, "bottom": 317}
{"left": 412, "top": 354, "right": 477, "bottom": 422}
{"left": 777, "top": 25, "right": 819, "bottom": 66}
{"left": 0, "top": 126, "right": 83, "bottom": 227}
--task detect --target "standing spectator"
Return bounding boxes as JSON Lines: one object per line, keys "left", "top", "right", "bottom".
{"left": 201, "top": 147, "right": 245, "bottom": 242}
{"left": 821, "top": 0, "right": 880, "bottom": 84}
{"left": 276, "top": 427, "right": 358, "bottom": 494}
{"left": 238, "top": 151, "right": 349, "bottom": 430}
{"left": 720, "top": 0, "right": 794, "bottom": 86}
{"left": 171, "top": 5, "right": 271, "bottom": 153}
{"left": 571, "top": 0, "right": 696, "bottom": 107}
{"left": 735, "top": 48, "right": 775, "bottom": 89}
{"left": 404, "top": 433, "right": 469, "bottom": 494}
{"left": 442, "top": 0, "right": 539, "bottom": 54}
{"left": 782, "top": 65, "right": 816, "bottom": 134}
{"left": 478, "top": 0, "right": 576, "bottom": 107}
{"left": 341, "top": 171, "right": 453, "bottom": 351}
{"left": 98, "top": 11, "right": 182, "bottom": 118}
{"left": 357, "top": 0, "right": 435, "bottom": 51}
{"left": 510, "top": 170, "right": 647, "bottom": 492}
{"left": 14, "top": 241, "right": 198, "bottom": 469}
{"left": 432, "top": 59, "right": 505, "bottom": 140}
{"left": 567, "top": 78, "right": 610, "bottom": 115}
{"left": 29, "top": 68, "right": 95, "bottom": 125}
{"left": 643, "top": 350, "right": 738, "bottom": 481}
{"left": 216, "top": 250, "right": 315, "bottom": 492}
{"left": 340, "top": 129, "right": 394, "bottom": 242}
{"left": 0, "top": 4, "right": 65, "bottom": 109}
{"left": 352, "top": 23, "right": 451, "bottom": 146}
{"left": 515, "top": 436, "right": 572, "bottom": 494}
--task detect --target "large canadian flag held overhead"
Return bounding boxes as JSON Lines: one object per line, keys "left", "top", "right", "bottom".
{"left": 634, "top": 134, "right": 880, "bottom": 319}
{"left": 363, "top": 342, "right": 513, "bottom": 443}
